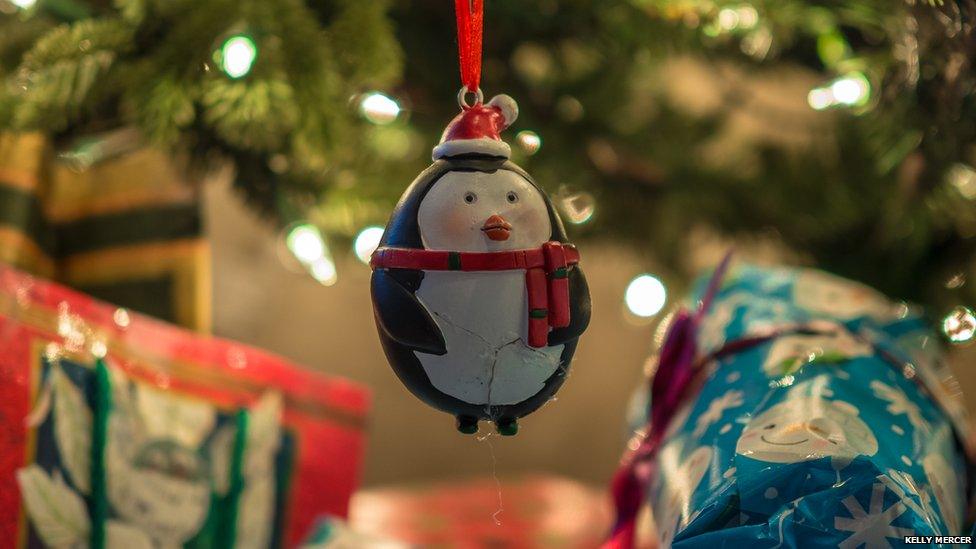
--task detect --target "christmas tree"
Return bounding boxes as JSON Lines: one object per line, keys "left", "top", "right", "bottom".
{"left": 1, "top": 0, "right": 974, "bottom": 324}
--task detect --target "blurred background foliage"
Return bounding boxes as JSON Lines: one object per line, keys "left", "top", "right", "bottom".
{"left": 1, "top": 0, "right": 975, "bottom": 321}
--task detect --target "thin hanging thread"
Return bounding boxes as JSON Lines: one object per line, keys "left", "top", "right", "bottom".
{"left": 477, "top": 430, "right": 504, "bottom": 526}
{"left": 454, "top": 0, "right": 484, "bottom": 95}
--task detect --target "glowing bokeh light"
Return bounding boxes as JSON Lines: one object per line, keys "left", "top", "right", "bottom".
{"left": 560, "top": 192, "right": 595, "bottom": 224}
{"left": 286, "top": 224, "right": 325, "bottom": 264}
{"left": 947, "top": 163, "right": 976, "bottom": 200}
{"left": 309, "top": 257, "right": 338, "bottom": 286}
{"left": 808, "top": 73, "right": 870, "bottom": 110}
{"left": 625, "top": 274, "right": 667, "bottom": 317}
{"left": 11, "top": 0, "right": 37, "bottom": 8}
{"left": 354, "top": 226, "right": 385, "bottom": 264}
{"left": 717, "top": 8, "right": 739, "bottom": 30}
{"left": 943, "top": 306, "right": 976, "bottom": 344}
{"left": 220, "top": 35, "right": 257, "bottom": 79}
{"left": 516, "top": 130, "right": 542, "bottom": 155}
{"left": 736, "top": 5, "right": 759, "bottom": 29}
{"left": 830, "top": 73, "right": 870, "bottom": 106}
{"left": 360, "top": 92, "right": 401, "bottom": 125}
{"left": 807, "top": 87, "right": 833, "bottom": 110}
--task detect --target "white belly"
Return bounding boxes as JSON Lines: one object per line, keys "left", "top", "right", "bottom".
{"left": 414, "top": 270, "right": 564, "bottom": 406}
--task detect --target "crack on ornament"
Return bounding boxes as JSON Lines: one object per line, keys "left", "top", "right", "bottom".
{"left": 433, "top": 311, "right": 494, "bottom": 346}
{"left": 425, "top": 310, "right": 560, "bottom": 407}
{"left": 485, "top": 352, "right": 498, "bottom": 418}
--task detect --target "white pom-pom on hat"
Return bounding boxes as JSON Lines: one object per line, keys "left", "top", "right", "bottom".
{"left": 487, "top": 94, "right": 518, "bottom": 128}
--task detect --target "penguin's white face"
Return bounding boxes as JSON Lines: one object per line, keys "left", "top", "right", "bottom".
{"left": 417, "top": 169, "right": 552, "bottom": 252}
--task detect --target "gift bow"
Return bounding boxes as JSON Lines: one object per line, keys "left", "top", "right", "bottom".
{"left": 603, "top": 252, "right": 732, "bottom": 549}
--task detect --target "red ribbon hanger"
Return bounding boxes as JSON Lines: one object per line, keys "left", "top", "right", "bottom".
{"left": 454, "top": 0, "right": 484, "bottom": 98}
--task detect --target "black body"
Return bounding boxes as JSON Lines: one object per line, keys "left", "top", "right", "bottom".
{"left": 371, "top": 156, "right": 591, "bottom": 428}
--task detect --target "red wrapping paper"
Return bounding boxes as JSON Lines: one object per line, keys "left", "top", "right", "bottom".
{"left": 0, "top": 264, "right": 369, "bottom": 547}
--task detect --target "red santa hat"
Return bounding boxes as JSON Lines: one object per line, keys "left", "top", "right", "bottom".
{"left": 432, "top": 94, "right": 519, "bottom": 160}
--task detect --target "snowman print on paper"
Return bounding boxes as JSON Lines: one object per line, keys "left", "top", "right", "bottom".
{"left": 736, "top": 395, "right": 878, "bottom": 464}
{"left": 370, "top": 94, "right": 591, "bottom": 436}
{"left": 762, "top": 329, "right": 873, "bottom": 377}
{"left": 794, "top": 270, "right": 897, "bottom": 321}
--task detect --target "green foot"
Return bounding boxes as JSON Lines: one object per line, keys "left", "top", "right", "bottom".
{"left": 496, "top": 417, "right": 518, "bottom": 436}
{"left": 456, "top": 415, "right": 478, "bottom": 434}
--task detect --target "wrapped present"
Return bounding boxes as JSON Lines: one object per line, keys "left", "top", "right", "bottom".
{"left": 0, "top": 130, "right": 210, "bottom": 331}
{"left": 0, "top": 264, "right": 369, "bottom": 548}
{"left": 607, "top": 263, "right": 973, "bottom": 548}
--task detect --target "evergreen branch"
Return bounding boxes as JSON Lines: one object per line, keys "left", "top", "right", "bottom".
{"left": 21, "top": 18, "right": 132, "bottom": 70}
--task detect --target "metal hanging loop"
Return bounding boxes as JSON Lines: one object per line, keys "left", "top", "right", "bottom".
{"left": 457, "top": 86, "right": 484, "bottom": 109}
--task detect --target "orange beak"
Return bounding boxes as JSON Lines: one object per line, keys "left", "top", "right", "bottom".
{"left": 481, "top": 214, "right": 512, "bottom": 241}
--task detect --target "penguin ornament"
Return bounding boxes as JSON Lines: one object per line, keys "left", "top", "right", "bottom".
{"left": 369, "top": 94, "right": 591, "bottom": 435}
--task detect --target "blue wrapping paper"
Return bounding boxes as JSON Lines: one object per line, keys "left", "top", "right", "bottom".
{"left": 650, "top": 265, "right": 972, "bottom": 547}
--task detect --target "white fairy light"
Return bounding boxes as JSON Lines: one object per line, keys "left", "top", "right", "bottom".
{"left": 942, "top": 306, "right": 976, "bottom": 344}
{"left": 286, "top": 224, "right": 325, "bottom": 265}
{"left": 219, "top": 35, "right": 257, "bottom": 79}
{"left": 91, "top": 340, "right": 107, "bottom": 358}
{"left": 717, "top": 8, "right": 739, "bottom": 31}
{"left": 353, "top": 226, "right": 385, "bottom": 264}
{"left": 807, "top": 87, "right": 834, "bottom": 110}
{"left": 830, "top": 73, "right": 870, "bottom": 106}
{"left": 360, "top": 92, "right": 401, "bottom": 125}
{"left": 516, "top": 130, "right": 542, "bottom": 155}
{"left": 625, "top": 274, "right": 667, "bottom": 317}
{"left": 947, "top": 163, "right": 976, "bottom": 200}
{"left": 309, "top": 257, "right": 338, "bottom": 286}
{"left": 736, "top": 5, "right": 759, "bottom": 29}
{"left": 808, "top": 73, "right": 870, "bottom": 110}
{"left": 113, "top": 308, "right": 131, "bottom": 328}
{"left": 560, "top": 192, "right": 595, "bottom": 224}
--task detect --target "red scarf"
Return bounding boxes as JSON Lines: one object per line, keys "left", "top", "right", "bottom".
{"left": 370, "top": 241, "right": 580, "bottom": 348}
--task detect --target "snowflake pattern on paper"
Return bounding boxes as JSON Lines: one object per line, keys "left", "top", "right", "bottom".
{"left": 835, "top": 482, "right": 914, "bottom": 549}
{"left": 692, "top": 390, "right": 744, "bottom": 437}
{"left": 870, "top": 381, "right": 928, "bottom": 432}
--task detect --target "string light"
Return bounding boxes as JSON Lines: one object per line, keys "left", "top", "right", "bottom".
{"left": 560, "top": 191, "right": 595, "bottom": 224}
{"left": 353, "top": 226, "right": 384, "bottom": 264}
{"left": 945, "top": 273, "right": 966, "bottom": 289}
{"left": 807, "top": 88, "right": 834, "bottom": 110}
{"left": 625, "top": 274, "right": 667, "bottom": 317}
{"left": 736, "top": 5, "right": 759, "bottom": 29}
{"left": 516, "top": 130, "right": 542, "bottom": 155}
{"left": 830, "top": 74, "right": 869, "bottom": 105}
{"left": 284, "top": 224, "right": 339, "bottom": 286}
{"left": 359, "top": 92, "right": 400, "bottom": 125}
{"left": 309, "top": 257, "right": 338, "bottom": 286}
{"left": 716, "top": 8, "right": 739, "bottom": 31}
{"left": 942, "top": 306, "right": 976, "bottom": 344}
{"left": 218, "top": 35, "right": 257, "bottom": 79}
{"left": 807, "top": 72, "right": 870, "bottom": 110}
{"left": 286, "top": 224, "right": 325, "bottom": 264}
{"left": 947, "top": 163, "right": 976, "bottom": 200}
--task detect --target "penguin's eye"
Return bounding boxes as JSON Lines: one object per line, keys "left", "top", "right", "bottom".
{"left": 506, "top": 191, "right": 519, "bottom": 203}
{"left": 463, "top": 191, "right": 478, "bottom": 204}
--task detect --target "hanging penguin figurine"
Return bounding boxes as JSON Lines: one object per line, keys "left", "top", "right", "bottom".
{"left": 369, "top": 91, "right": 591, "bottom": 435}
